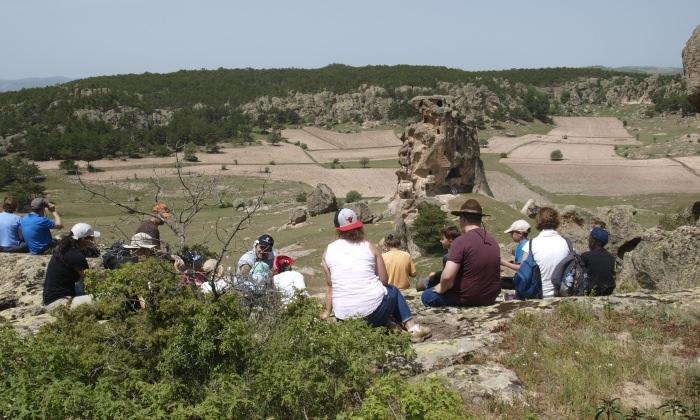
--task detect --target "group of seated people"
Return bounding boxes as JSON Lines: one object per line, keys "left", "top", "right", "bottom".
{"left": 0, "top": 196, "right": 307, "bottom": 311}
{"left": 2, "top": 194, "right": 616, "bottom": 344}
{"left": 319, "top": 199, "right": 616, "bottom": 343}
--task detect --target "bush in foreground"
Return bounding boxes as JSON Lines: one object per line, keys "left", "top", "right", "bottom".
{"left": 0, "top": 259, "right": 465, "bottom": 419}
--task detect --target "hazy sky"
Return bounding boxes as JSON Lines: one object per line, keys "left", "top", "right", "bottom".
{"left": 2, "top": 0, "right": 699, "bottom": 79}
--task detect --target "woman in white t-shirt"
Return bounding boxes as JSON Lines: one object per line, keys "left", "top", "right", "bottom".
{"left": 272, "top": 255, "right": 307, "bottom": 304}
{"left": 321, "top": 208, "right": 431, "bottom": 343}
{"left": 529, "top": 207, "right": 569, "bottom": 298}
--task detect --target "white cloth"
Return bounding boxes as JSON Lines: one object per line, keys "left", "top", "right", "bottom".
{"left": 530, "top": 230, "right": 569, "bottom": 298}
{"left": 324, "top": 239, "right": 385, "bottom": 320}
{"left": 273, "top": 270, "right": 307, "bottom": 304}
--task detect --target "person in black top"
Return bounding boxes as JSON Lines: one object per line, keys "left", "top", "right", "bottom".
{"left": 43, "top": 223, "right": 100, "bottom": 310}
{"left": 581, "top": 227, "right": 616, "bottom": 296}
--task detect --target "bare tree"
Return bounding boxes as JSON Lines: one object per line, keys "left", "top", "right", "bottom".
{"left": 76, "top": 143, "right": 268, "bottom": 299}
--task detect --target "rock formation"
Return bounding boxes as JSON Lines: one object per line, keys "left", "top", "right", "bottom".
{"left": 288, "top": 207, "right": 308, "bottom": 225}
{"left": 682, "top": 24, "right": 700, "bottom": 111}
{"left": 306, "top": 183, "right": 338, "bottom": 216}
{"left": 617, "top": 225, "right": 700, "bottom": 291}
{"left": 395, "top": 96, "right": 492, "bottom": 200}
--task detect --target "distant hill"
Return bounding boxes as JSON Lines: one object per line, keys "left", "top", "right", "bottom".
{"left": 591, "top": 66, "right": 682, "bottom": 76}
{"left": 0, "top": 77, "right": 72, "bottom": 92}
{"left": 0, "top": 65, "right": 687, "bottom": 163}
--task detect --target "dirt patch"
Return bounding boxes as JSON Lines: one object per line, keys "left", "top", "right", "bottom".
{"left": 619, "top": 381, "right": 663, "bottom": 410}
{"left": 80, "top": 164, "right": 397, "bottom": 198}
{"left": 308, "top": 146, "right": 399, "bottom": 163}
{"left": 302, "top": 127, "right": 401, "bottom": 149}
{"left": 549, "top": 116, "right": 633, "bottom": 138}
{"left": 281, "top": 128, "right": 338, "bottom": 150}
{"left": 485, "top": 171, "right": 548, "bottom": 204}
{"left": 36, "top": 143, "right": 314, "bottom": 170}
{"left": 506, "top": 160, "right": 700, "bottom": 195}
{"left": 507, "top": 143, "right": 622, "bottom": 160}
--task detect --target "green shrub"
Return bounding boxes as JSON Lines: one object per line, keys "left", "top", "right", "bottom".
{"left": 412, "top": 202, "right": 448, "bottom": 255}
{"left": 0, "top": 259, "right": 417, "bottom": 419}
{"left": 59, "top": 160, "right": 79, "bottom": 175}
{"left": 359, "top": 157, "right": 370, "bottom": 168}
{"left": 183, "top": 142, "right": 198, "bottom": 162}
{"left": 500, "top": 152, "right": 508, "bottom": 159}
{"left": 550, "top": 149, "right": 563, "bottom": 161}
{"left": 295, "top": 191, "right": 307, "bottom": 203}
{"left": 345, "top": 190, "right": 362, "bottom": 203}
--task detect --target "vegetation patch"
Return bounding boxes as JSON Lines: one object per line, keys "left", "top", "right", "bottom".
{"left": 466, "top": 302, "right": 700, "bottom": 418}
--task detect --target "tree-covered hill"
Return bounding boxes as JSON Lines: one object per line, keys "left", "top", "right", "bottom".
{"left": 0, "top": 64, "right": 689, "bottom": 163}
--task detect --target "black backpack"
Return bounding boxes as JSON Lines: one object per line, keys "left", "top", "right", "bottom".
{"left": 551, "top": 238, "right": 589, "bottom": 297}
{"left": 102, "top": 241, "right": 138, "bottom": 270}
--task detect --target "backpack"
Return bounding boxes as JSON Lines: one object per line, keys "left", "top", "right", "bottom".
{"left": 513, "top": 239, "right": 542, "bottom": 300}
{"left": 102, "top": 241, "right": 138, "bottom": 270}
{"left": 551, "top": 238, "right": 589, "bottom": 297}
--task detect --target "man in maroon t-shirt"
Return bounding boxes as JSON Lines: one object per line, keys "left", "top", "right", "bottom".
{"left": 421, "top": 198, "right": 501, "bottom": 307}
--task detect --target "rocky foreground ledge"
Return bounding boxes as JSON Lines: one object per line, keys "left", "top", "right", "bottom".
{"left": 2, "top": 253, "right": 699, "bottom": 403}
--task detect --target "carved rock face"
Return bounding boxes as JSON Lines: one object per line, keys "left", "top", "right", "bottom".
{"left": 683, "top": 25, "right": 700, "bottom": 111}
{"left": 395, "top": 96, "right": 491, "bottom": 200}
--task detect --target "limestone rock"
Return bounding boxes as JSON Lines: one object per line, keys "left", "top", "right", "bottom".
{"left": 0, "top": 254, "right": 102, "bottom": 334}
{"left": 682, "top": 25, "right": 700, "bottom": 111}
{"left": 345, "top": 201, "right": 375, "bottom": 223}
{"left": 426, "top": 363, "right": 523, "bottom": 404}
{"left": 395, "top": 96, "right": 492, "bottom": 199}
{"left": 306, "top": 183, "right": 337, "bottom": 216}
{"left": 289, "top": 207, "right": 308, "bottom": 225}
{"left": 617, "top": 226, "right": 700, "bottom": 291}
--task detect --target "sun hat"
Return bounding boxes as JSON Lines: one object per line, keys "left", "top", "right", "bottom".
{"left": 450, "top": 199, "right": 489, "bottom": 217}
{"left": 504, "top": 219, "right": 531, "bottom": 233}
{"left": 256, "top": 234, "right": 274, "bottom": 251}
{"left": 30, "top": 197, "right": 50, "bottom": 211}
{"left": 590, "top": 227, "right": 609, "bottom": 245}
{"left": 152, "top": 202, "right": 172, "bottom": 219}
{"left": 123, "top": 232, "right": 158, "bottom": 249}
{"left": 71, "top": 223, "right": 101, "bottom": 240}
{"left": 334, "top": 208, "right": 363, "bottom": 232}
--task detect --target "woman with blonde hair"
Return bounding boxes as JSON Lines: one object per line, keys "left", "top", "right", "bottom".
{"left": 321, "top": 209, "right": 431, "bottom": 342}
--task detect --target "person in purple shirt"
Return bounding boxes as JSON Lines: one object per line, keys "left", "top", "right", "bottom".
{"left": 0, "top": 197, "right": 27, "bottom": 253}
{"left": 20, "top": 197, "right": 63, "bottom": 255}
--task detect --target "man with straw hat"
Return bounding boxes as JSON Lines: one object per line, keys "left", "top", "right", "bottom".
{"left": 420, "top": 198, "right": 501, "bottom": 307}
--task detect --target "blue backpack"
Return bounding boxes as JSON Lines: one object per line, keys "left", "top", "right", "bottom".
{"left": 514, "top": 239, "right": 542, "bottom": 299}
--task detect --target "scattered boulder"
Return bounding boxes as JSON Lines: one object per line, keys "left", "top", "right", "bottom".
{"left": 682, "top": 24, "right": 700, "bottom": 111}
{"left": 345, "top": 201, "right": 375, "bottom": 224}
{"left": 306, "top": 183, "right": 338, "bottom": 216}
{"left": 426, "top": 363, "right": 523, "bottom": 404}
{"left": 617, "top": 225, "right": 700, "bottom": 291}
{"left": 289, "top": 207, "right": 308, "bottom": 225}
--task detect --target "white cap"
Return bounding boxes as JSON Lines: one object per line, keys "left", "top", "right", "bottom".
{"left": 504, "top": 219, "right": 531, "bottom": 233}
{"left": 71, "top": 223, "right": 100, "bottom": 240}
{"left": 123, "top": 232, "right": 158, "bottom": 249}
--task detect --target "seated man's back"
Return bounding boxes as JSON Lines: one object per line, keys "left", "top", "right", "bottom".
{"left": 445, "top": 228, "right": 501, "bottom": 306}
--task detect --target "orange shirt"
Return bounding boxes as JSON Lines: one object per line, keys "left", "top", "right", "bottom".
{"left": 382, "top": 249, "right": 416, "bottom": 289}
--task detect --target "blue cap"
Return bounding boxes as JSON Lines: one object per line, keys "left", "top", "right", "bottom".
{"left": 590, "top": 227, "right": 609, "bottom": 245}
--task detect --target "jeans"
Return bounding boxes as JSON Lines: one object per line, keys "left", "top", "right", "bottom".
{"left": 421, "top": 287, "right": 461, "bottom": 307}
{"left": 364, "top": 285, "right": 413, "bottom": 327}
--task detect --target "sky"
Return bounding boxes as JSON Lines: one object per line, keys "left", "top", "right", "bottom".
{"left": 2, "top": 0, "right": 699, "bottom": 79}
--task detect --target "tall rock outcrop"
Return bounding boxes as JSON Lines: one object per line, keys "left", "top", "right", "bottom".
{"left": 683, "top": 24, "right": 700, "bottom": 111}
{"left": 395, "top": 96, "right": 491, "bottom": 200}
{"left": 617, "top": 225, "right": 700, "bottom": 291}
